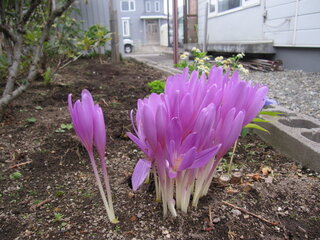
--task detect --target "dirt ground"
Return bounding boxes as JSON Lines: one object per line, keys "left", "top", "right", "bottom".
{"left": 0, "top": 58, "right": 319, "bottom": 240}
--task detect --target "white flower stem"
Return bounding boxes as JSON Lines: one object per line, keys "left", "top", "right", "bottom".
{"left": 88, "top": 152, "right": 118, "bottom": 223}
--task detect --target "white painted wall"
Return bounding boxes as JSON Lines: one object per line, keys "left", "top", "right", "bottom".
{"left": 263, "top": 0, "right": 320, "bottom": 47}
{"left": 198, "top": 0, "right": 320, "bottom": 47}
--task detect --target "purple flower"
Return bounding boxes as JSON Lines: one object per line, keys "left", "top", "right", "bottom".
{"left": 128, "top": 67, "right": 268, "bottom": 216}
{"left": 68, "top": 89, "right": 117, "bottom": 223}
{"left": 264, "top": 97, "right": 277, "bottom": 107}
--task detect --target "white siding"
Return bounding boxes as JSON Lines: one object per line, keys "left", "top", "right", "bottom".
{"left": 263, "top": 0, "right": 320, "bottom": 46}
{"left": 198, "top": 0, "right": 320, "bottom": 47}
{"left": 202, "top": 3, "right": 264, "bottom": 44}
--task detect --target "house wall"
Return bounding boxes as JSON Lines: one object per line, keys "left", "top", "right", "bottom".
{"left": 74, "top": 0, "right": 110, "bottom": 30}
{"left": 264, "top": 0, "right": 320, "bottom": 47}
{"left": 198, "top": 0, "right": 320, "bottom": 46}
{"left": 73, "top": 0, "right": 110, "bottom": 51}
{"left": 198, "top": 0, "right": 264, "bottom": 44}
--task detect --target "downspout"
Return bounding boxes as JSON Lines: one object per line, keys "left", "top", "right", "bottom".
{"left": 173, "top": 0, "right": 179, "bottom": 64}
{"left": 292, "top": 0, "right": 299, "bottom": 45}
{"left": 203, "top": 2, "right": 208, "bottom": 52}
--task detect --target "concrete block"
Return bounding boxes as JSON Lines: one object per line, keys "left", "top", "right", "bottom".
{"left": 255, "top": 105, "right": 320, "bottom": 171}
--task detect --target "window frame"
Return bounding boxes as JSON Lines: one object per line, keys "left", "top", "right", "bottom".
{"left": 155, "top": 1, "right": 161, "bottom": 12}
{"left": 146, "top": 1, "right": 151, "bottom": 12}
{"left": 122, "top": 18, "right": 130, "bottom": 37}
{"left": 120, "top": 0, "right": 136, "bottom": 12}
{"left": 208, "top": 0, "right": 260, "bottom": 17}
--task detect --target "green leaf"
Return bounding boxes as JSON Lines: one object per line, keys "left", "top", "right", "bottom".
{"left": 241, "top": 128, "right": 249, "bottom": 137}
{"left": 244, "top": 123, "right": 270, "bottom": 133}
{"left": 26, "top": 117, "right": 37, "bottom": 123}
{"left": 259, "top": 111, "right": 282, "bottom": 117}
{"left": 35, "top": 106, "right": 43, "bottom": 110}
{"left": 61, "top": 123, "right": 73, "bottom": 130}
{"left": 252, "top": 118, "right": 270, "bottom": 123}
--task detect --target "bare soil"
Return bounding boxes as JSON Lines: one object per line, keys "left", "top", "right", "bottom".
{"left": 0, "top": 58, "right": 319, "bottom": 240}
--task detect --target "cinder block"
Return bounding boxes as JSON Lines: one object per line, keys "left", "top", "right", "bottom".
{"left": 255, "top": 105, "right": 320, "bottom": 171}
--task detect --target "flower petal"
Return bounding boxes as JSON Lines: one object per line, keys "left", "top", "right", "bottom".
{"left": 131, "top": 159, "right": 151, "bottom": 191}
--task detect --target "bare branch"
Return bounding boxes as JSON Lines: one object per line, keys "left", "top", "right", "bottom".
{"left": 0, "top": 80, "right": 29, "bottom": 107}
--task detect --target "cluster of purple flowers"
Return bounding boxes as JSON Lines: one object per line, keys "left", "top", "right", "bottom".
{"left": 68, "top": 66, "right": 268, "bottom": 220}
{"left": 128, "top": 67, "right": 268, "bottom": 216}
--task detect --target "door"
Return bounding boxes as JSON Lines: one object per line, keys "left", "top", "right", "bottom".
{"left": 146, "top": 20, "right": 159, "bottom": 44}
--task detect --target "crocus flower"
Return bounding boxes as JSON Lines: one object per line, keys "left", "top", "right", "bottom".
{"left": 68, "top": 89, "right": 118, "bottom": 223}
{"left": 264, "top": 97, "right": 277, "bottom": 107}
{"left": 128, "top": 67, "right": 268, "bottom": 216}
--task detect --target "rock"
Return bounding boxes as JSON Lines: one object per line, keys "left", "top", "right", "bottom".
{"left": 212, "top": 217, "right": 220, "bottom": 223}
{"left": 231, "top": 209, "right": 241, "bottom": 216}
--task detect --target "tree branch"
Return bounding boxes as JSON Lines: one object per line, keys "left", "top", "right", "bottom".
{"left": 21, "top": 0, "right": 42, "bottom": 25}
{"left": 0, "top": 80, "right": 29, "bottom": 107}
{"left": 0, "top": 24, "right": 17, "bottom": 43}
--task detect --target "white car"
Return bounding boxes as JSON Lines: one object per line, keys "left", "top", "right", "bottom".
{"left": 123, "top": 39, "right": 134, "bottom": 54}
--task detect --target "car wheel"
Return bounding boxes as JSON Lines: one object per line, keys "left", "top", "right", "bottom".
{"left": 124, "top": 44, "right": 133, "bottom": 54}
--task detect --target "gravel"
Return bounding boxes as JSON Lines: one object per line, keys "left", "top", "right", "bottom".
{"left": 243, "top": 70, "right": 320, "bottom": 120}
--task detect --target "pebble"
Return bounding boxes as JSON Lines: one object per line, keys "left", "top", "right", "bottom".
{"left": 243, "top": 70, "right": 320, "bottom": 120}
{"left": 212, "top": 217, "right": 221, "bottom": 223}
{"left": 231, "top": 209, "right": 242, "bottom": 216}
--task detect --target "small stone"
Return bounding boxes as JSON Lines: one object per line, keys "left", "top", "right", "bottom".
{"left": 243, "top": 214, "right": 249, "bottom": 219}
{"left": 212, "top": 217, "right": 220, "bottom": 223}
{"left": 231, "top": 209, "right": 241, "bottom": 216}
{"left": 162, "top": 230, "right": 169, "bottom": 235}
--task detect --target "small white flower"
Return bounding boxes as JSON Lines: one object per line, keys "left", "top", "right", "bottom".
{"left": 180, "top": 54, "right": 187, "bottom": 60}
{"left": 215, "top": 56, "right": 223, "bottom": 61}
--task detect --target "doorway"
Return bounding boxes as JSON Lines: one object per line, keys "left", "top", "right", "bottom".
{"left": 146, "top": 20, "right": 160, "bottom": 44}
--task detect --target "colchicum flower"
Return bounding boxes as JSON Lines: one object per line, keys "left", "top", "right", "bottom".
{"left": 128, "top": 67, "right": 268, "bottom": 217}
{"left": 68, "top": 89, "right": 118, "bottom": 223}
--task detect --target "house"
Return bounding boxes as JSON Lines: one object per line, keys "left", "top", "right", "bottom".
{"left": 192, "top": 0, "right": 320, "bottom": 72}
{"left": 74, "top": 0, "right": 169, "bottom": 54}
{"left": 117, "top": 0, "right": 169, "bottom": 53}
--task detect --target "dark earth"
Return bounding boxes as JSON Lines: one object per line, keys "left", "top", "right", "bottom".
{"left": 0, "top": 58, "right": 319, "bottom": 240}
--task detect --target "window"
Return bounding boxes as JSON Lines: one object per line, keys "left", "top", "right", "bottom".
{"left": 209, "top": 0, "right": 216, "bottom": 13}
{"left": 121, "top": 0, "right": 135, "bottom": 12}
{"left": 155, "top": 1, "right": 160, "bottom": 12}
{"left": 209, "top": 0, "right": 259, "bottom": 15}
{"left": 122, "top": 19, "right": 130, "bottom": 37}
{"left": 146, "top": 1, "right": 151, "bottom": 12}
{"left": 218, "top": 0, "right": 240, "bottom": 13}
